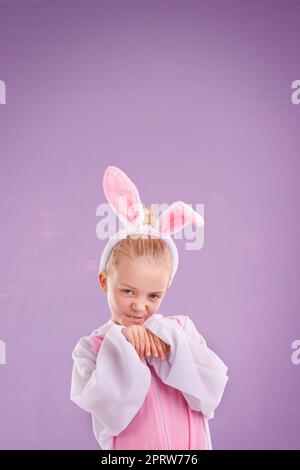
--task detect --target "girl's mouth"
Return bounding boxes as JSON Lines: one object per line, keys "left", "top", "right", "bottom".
{"left": 125, "top": 314, "right": 144, "bottom": 320}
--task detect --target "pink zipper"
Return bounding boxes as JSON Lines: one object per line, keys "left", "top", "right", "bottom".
{"left": 151, "top": 370, "right": 170, "bottom": 450}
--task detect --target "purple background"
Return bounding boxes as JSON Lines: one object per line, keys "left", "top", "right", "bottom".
{"left": 0, "top": 0, "right": 299, "bottom": 450}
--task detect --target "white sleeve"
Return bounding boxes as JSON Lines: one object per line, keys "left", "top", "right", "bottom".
{"left": 144, "top": 314, "right": 229, "bottom": 420}
{"left": 70, "top": 323, "right": 151, "bottom": 441}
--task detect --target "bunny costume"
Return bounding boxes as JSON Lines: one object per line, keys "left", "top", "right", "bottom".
{"left": 70, "top": 166, "right": 229, "bottom": 450}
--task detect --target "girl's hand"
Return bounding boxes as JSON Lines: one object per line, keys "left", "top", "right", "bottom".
{"left": 122, "top": 325, "right": 170, "bottom": 360}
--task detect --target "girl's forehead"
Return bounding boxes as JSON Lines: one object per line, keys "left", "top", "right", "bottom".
{"left": 117, "top": 256, "right": 165, "bottom": 272}
{"left": 111, "top": 258, "right": 170, "bottom": 291}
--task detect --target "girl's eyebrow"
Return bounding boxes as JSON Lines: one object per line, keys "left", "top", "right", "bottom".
{"left": 121, "top": 283, "right": 164, "bottom": 294}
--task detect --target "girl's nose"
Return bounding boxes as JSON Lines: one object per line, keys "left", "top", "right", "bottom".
{"left": 132, "top": 301, "right": 146, "bottom": 313}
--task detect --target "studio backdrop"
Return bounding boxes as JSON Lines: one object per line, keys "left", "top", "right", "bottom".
{"left": 0, "top": 0, "right": 299, "bottom": 450}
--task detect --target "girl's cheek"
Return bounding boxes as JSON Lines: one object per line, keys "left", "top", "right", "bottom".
{"left": 117, "top": 297, "right": 129, "bottom": 311}
{"left": 118, "top": 295, "right": 126, "bottom": 305}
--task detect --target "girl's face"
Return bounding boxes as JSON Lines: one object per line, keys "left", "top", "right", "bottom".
{"left": 98, "top": 256, "right": 171, "bottom": 327}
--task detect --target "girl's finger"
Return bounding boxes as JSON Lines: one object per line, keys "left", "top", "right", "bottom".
{"left": 147, "top": 330, "right": 159, "bottom": 357}
{"left": 153, "top": 334, "right": 165, "bottom": 359}
{"left": 131, "top": 326, "right": 140, "bottom": 357}
{"left": 137, "top": 327, "right": 146, "bottom": 359}
{"left": 144, "top": 330, "right": 151, "bottom": 357}
{"left": 157, "top": 338, "right": 166, "bottom": 355}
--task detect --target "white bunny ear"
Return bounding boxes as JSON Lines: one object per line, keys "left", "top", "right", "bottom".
{"left": 103, "top": 166, "right": 145, "bottom": 228}
{"left": 158, "top": 201, "right": 204, "bottom": 235}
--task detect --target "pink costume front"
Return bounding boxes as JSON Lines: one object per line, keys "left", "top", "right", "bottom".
{"left": 70, "top": 314, "right": 229, "bottom": 450}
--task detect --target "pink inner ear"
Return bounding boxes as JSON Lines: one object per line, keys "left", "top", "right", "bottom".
{"left": 159, "top": 201, "right": 188, "bottom": 233}
{"left": 159, "top": 201, "right": 204, "bottom": 234}
{"left": 103, "top": 166, "right": 143, "bottom": 225}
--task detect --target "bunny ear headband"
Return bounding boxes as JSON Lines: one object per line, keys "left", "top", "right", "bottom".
{"left": 99, "top": 166, "right": 204, "bottom": 282}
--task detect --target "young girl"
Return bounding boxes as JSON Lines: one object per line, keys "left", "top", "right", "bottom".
{"left": 70, "top": 166, "right": 229, "bottom": 450}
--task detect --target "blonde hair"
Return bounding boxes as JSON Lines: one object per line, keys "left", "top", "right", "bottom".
{"left": 103, "top": 204, "right": 173, "bottom": 279}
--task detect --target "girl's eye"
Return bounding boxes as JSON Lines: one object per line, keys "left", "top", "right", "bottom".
{"left": 121, "top": 289, "right": 133, "bottom": 295}
{"left": 149, "top": 294, "right": 161, "bottom": 301}
{"left": 121, "top": 290, "right": 161, "bottom": 301}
